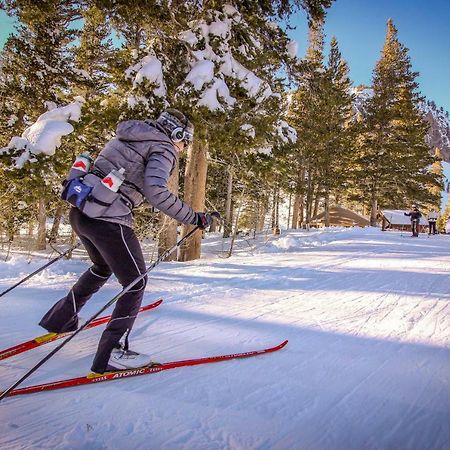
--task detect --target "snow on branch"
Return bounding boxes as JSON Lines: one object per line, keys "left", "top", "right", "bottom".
{"left": 125, "top": 54, "right": 167, "bottom": 98}
{"left": 240, "top": 123, "right": 256, "bottom": 138}
{"left": 0, "top": 97, "right": 84, "bottom": 168}
{"left": 178, "top": 5, "right": 281, "bottom": 111}
{"left": 277, "top": 120, "right": 297, "bottom": 144}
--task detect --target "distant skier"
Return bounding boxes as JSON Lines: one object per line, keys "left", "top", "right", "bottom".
{"left": 404, "top": 205, "right": 422, "bottom": 237}
{"left": 39, "top": 109, "right": 217, "bottom": 375}
{"left": 427, "top": 209, "right": 438, "bottom": 235}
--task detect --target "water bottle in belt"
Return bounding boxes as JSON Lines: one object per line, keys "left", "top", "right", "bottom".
{"left": 101, "top": 168, "right": 126, "bottom": 193}
{"left": 68, "top": 152, "right": 93, "bottom": 180}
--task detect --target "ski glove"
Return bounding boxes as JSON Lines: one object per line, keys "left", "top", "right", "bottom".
{"left": 194, "top": 212, "right": 221, "bottom": 230}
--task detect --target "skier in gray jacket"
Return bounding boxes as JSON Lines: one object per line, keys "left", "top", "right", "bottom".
{"left": 39, "top": 109, "right": 214, "bottom": 374}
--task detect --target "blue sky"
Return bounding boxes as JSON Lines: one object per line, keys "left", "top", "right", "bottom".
{"left": 290, "top": 0, "right": 450, "bottom": 113}
{"left": 1, "top": 1, "right": 449, "bottom": 113}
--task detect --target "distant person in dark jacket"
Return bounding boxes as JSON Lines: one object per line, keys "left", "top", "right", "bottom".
{"left": 404, "top": 205, "right": 422, "bottom": 237}
{"left": 39, "top": 109, "right": 215, "bottom": 374}
{"left": 427, "top": 210, "right": 438, "bottom": 235}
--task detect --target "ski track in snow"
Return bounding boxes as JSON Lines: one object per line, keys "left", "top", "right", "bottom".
{"left": 0, "top": 228, "right": 450, "bottom": 449}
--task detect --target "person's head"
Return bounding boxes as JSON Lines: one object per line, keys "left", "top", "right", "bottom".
{"left": 412, "top": 204, "right": 417, "bottom": 210}
{"left": 156, "top": 109, "right": 194, "bottom": 152}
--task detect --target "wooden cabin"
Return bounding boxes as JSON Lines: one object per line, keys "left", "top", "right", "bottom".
{"left": 310, "top": 206, "right": 370, "bottom": 228}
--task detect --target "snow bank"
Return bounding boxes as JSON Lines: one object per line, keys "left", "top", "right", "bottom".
{"left": 264, "top": 227, "right": 381, "bottom": 252}
{"left": 0, "top": 254, "right": 82, "bottom": 287}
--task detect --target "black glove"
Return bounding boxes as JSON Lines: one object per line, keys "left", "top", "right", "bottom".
{"left": 194, "top": 212, "right": 221, "bottom": 230}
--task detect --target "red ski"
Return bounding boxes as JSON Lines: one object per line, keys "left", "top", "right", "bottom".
{"left": 0, "top": 299, "right": 163, "bottom": 361}
{"left": 3, "top": 340, "right": 288, "bottom": 397}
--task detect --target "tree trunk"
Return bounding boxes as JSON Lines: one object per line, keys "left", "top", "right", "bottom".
{"left": 271, "top": 187, "right": 276, "bottom": 229}
{"left": 49, "top": 204, "right": 64, "bottom": 243}
{"left": 313, "top": 185, "right": 320, "bottom": 220}
{"left": 257, "top": 199, "right": 267, "bottom": 232}
{"left": 275, "top": 187, "right": 280, "bottom": 228}
{"left": 273, "top": 186, "right": 280, "bottom": 234}
{"left": 158, "top": 161, "right": 179, "bottom": 260}
{"left": 299, "top": 194, "right": 304, "bottom": 227}
{"left": 291, "top": 167, "right": 305, "bottom": 229}
{"left": 370, "top": 190, "right": 378, "bottom": 226}
{"left": 179, "top": 138, "right": 208, "bottom": 262}
{"left": 272, "top": 186, "right": 280, "bottom": 234}
{"left": 253, "top": 200, "right": 259, "bottom": 237}
{"left": 223, "top": 166, "right": 233, "bottom": 238}
{"left": 229, "top": 199, "right": 234, "bottom": 234}
{"left": 287, "top": 192, "right": 292, "bottom": 229}
{"left": 36, "top": 198, "right": 47, "bottom": 251}
{"left": 298, "top": 167, "right": 305, "bottom": 227}
{"left": 226, "top": 191, "right": 245, "bottom": 257}
{"left": 324, "top": 190, "right": 330, "bottom": 227}
{"left": 292, "top": 193, "right": 301, "bottom": 229}
{"left": 305, "top": 171, "right": 313, "bottom": 225}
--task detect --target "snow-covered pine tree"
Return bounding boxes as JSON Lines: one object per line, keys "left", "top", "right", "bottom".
{"left": 0, "top": 0, "right": 80, "bottom": 249}
{"left": 94, "top": 1, "right": 201, "bottom": 253}
{"left": 42, "top": 3, "right": 118, "bottom": 243}
{"left": 174, "top": 4, "right": 301, "bottom": 258}
{"left": 105, "top": 2, "right": 300, "bottom": 259}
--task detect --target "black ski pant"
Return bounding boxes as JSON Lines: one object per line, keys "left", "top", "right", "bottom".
{"left": 411, "top": 219, "right": 420, "bottom": 237}
{"left": 428, "top": 221, "right": 437, "bottom": 234}
{"left": 39, "top": 208, "right": 147, "bottom": 373}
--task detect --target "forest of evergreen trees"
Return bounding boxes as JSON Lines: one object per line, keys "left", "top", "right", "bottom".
{"left": 0, "top": 0, "right": 443, "bottom": 260}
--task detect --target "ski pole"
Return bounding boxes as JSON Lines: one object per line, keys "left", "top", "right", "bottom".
{"left": 0, "top": 243, "right": 81, "bottom": 299}
{"left": 0, "top": 226, "right": 200, "bottom": 402}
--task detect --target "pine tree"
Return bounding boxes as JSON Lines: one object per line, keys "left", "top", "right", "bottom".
{"left": 72, "top": 3, "right": 116, "bottom": 153}
{"left": 0, "top": 0, "right": 80, "bottom": 248}
{"left": 439, "top": 197, "right": 450, "bottom": 233}
{"left": 354, "top": 19, "right": 440, "bottom": 225}
{"left": 0, "top": 0, "right": 334, "bottom": 253}
{"left": 287, "top": 18, "right": 326, "bottom": 227}
{"left": 428, "top": 148, "right": 444, "bottom": 209}
{"left": 103, "top": 2, "right": 302, "bottom": 259}
{"left": 316, "top": 36, "right": 354, "bottom": 226}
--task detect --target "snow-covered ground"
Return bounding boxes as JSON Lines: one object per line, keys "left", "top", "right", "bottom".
{"left": 1, "top": 227, "right": 449, "bottom": 450}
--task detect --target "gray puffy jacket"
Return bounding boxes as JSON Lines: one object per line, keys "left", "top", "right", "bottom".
{"left": 87, "top": 120, "right": 196, "bottom": 228}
